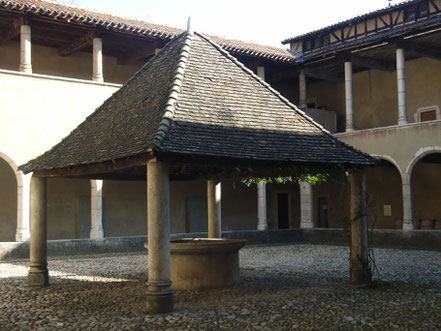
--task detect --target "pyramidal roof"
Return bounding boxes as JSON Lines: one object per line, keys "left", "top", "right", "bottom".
{"left": 20, "top": 31, "right": 374, "bottom": 175}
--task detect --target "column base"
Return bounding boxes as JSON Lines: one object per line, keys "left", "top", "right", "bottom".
{"left": 27, "top": 267, "right": 49, "bottom": 287}
{"left": 402, "top": 221, "right": 414, "bottom": 230}
{"left": 15, "top": 228, "right": 30, "bottom": 242}
{"left": 300, "top": 222, "right": 314, "bottom": 229}
{"left": 19, "top": 64, "right": 32, "bottom": 73}
{"left": 350, "top": 261, "right": 371, "bottom": 286}
{"left": 257, "top": 223, "right": 268, "bottom": 231}
{"left": 146, "top": 289, "right": 174, "bottom": 314}
{"left": 90, "top": 228, "right": 104, "bottom": 239}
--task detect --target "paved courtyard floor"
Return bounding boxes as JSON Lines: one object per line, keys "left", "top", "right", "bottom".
{"left": 1, "top": 244, "right": 441, "bottom": 330}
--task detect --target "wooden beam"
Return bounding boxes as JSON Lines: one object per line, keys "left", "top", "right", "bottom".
{"left": 304, "top": 68, "right": 342, "bottom": 81}
{"left": 401, "top": 40, "right": 441, "bottom": 61}
{"left": 265, "top": 68, "right": 298, "bottom": 82}
{"left": 379, "top": 16, "right": 389, "bottom": 28}
{"left": 352, "top": 55, "right": 396, "bottom": 71}
{"left": 33, "top": 153, "right": 153, "bottom": 178}
{"left": 117, "top": 40, "right": 159, "bottom": 65}
{"left": 0, "top": 16, "right": 26, "bottom": 44}
{"left": 430, "top": 0, "right": 440, "bottom": 13}
{"left": 58, "top": 29, "right": 96, "bottom": 56}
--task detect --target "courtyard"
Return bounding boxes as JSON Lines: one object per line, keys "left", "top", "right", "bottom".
{"left": 1, "top": 244, "right": 440, "bottom": 329}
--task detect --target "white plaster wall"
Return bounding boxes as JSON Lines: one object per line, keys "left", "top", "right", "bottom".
{"left": 0, "top": 70, "right": 120, "bottom": 165}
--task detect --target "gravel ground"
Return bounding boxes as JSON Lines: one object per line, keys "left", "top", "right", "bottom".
{"left": 1, "top": 244, "right": 441, "bottom": 330}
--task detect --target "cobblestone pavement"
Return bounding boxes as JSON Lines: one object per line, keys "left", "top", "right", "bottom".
{"left": 1, "top": 244, "right": 441, "bottom": 330}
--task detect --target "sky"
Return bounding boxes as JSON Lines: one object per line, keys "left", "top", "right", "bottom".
{"left": 56, "top": 0, "right": 401, "bottom": 48}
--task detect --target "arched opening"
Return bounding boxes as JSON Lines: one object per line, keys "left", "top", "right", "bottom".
{"left": 312, "top": 157, "right": 403, "bottom": 229}
{"left": 0, "top": 156, "right": 18, "bottom": 241}
{"left": 411, "top": 152, "right": 441, "bottom": 229}
{"left": 365, "top": 158, "right": 403, "bottom": 229}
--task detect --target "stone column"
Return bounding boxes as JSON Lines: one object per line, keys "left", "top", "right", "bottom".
{"left": 16, "top": 172, "right": 31, "bottom": 241}
{"left": 92, "top": 37, "right": 104, "bottom": 82}
{"left": 402, "top": 173, "right": 414, "bottom": 230}
{"left": 146, "top": 160, "right": 173, "bottom": 314}
{"left": 344, "top": 61, "right": 354, "bottom": 132}
{"left": 19, "top": 25, "right": 32, "bottom": 73}
{"left": 27, "top": 176, "right": 48, "bottom": 287}
{"left": 299, "top": 68, "right": 307, "bottom": 108}
{"left": 90, "top": 179, "right": 104, "bottom": 239}
{"left": 256, "top": 65, "right": 269, "bottom": 231}
{"left": 348, "top": 169, "right": 371, "bottom": 285}
{"left": 299, "top": 182, "right": 314, "bottom": 228}
{"left": 396, "top": 48, "right": 408, "bottom": 125}
{"left": 207, "top": 180, "right": 222, "bottom": 238}
{"left": 257, "top": 182, "right": 268, "bottom": 231}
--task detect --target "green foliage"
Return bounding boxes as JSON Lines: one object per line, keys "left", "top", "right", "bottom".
{"left": 241, "top": 173, "right": 328, "bottom": 187}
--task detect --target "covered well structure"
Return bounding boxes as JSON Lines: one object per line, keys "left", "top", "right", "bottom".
{"left": 20, "top": 30, "right": 375, "bottom": 313}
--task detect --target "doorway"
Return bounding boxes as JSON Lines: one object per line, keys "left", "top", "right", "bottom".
{"left": 317, "top": 197, "right": 328, "bottom": 228}
{"left": 277, "top": 193, "right": 289, "bottom": 229}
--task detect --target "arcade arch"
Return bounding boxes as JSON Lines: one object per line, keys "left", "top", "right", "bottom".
{"left": 364, "top": 157, "right": 403, "bottom": 229}
{"left": 0, "top": 152, "right": 20, "bottom": 241}
{"left": 410, "top": 151, "right": 441, "bottom": 227}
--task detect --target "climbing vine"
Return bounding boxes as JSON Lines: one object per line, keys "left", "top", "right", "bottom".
{"left": 240, "top": 173, "right": 329, "bottom": 187}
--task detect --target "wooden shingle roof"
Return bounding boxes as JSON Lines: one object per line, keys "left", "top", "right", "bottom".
{"left": 20, "top": 31, "right": 374, "bottom": 176}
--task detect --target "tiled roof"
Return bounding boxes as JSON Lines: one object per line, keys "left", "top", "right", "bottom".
{"left": 0, "top": 0, "right": 297, "bottom": 63}
{"left": 301, "top": 15, "right": 441, "bottom": 60}
{"left": 282, "top": 0, "right": 417, "bottom": 44}
{"left": 20, "top": 31, "right": 374, "bottom": 174}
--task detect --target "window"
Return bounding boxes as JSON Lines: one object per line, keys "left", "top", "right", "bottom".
{"left": 419, "top": 3, "right": 429, "bottom": 17}
{"left": 303, "top": 34, "right": 330, "bottom": 51}
{"left": 405, "top": 7, "right": 416, "bottom": 21}
{"left": 314, "top": 36, "right": 322, "bottom": 48}
{"left": 304, "top": 39, "right": 313, "bottom": 51}
{"left": 414, "top": 105, "right": 440, "bottom": 122}
{"left": 405, "top": 4, "right": 429, "bottom": 21}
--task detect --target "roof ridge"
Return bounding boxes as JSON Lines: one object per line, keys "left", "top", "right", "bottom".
{"left": 195, "top": 32, "right": 374, "bottom": 164}
{"left": 149, "top": 31, "right": 194, "bottom": 149}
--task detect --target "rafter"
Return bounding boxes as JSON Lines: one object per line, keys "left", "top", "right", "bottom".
{"left": 117, "top": 40, "right": 159, "bottom": 65}
{"left": 351, "top": 55, "right": 396, "bottom": 71}
{"left": 0, "top": 16, "right": 27, "bottom": 44}
{"left": 58, "top": 29, "right": 96, "bottom": 56}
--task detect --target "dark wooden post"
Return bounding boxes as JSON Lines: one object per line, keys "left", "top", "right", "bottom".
{"left": 349, "top": 168, "right": 372, "bottom": 285}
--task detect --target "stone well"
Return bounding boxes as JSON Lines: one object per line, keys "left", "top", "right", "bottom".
{"left": 145, "top": 238, "right": 246, "bottom": 290}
